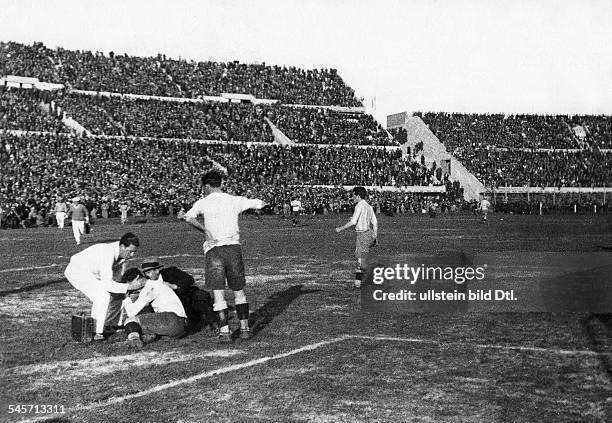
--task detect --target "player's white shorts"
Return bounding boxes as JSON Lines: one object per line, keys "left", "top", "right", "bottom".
{"left": 72, "top": 220, "right": 85, "bottom": 243}
{"left": 56, "top": 212, "right": 66, "bottom": 228}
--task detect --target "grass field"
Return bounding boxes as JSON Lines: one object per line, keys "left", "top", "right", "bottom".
{"left": 1, "top": 212, "right": 611, "bottom": 422}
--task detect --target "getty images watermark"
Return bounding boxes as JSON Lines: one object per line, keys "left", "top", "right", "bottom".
{"left": 361, "top": 252, "right": 612, "bottom": 313}
{"left": 369, "top": 263, "right": 515, "bottom": 302}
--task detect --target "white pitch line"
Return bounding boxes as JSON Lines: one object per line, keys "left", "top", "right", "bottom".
{"left": 352, "top": 335, "right": 611, "bottom": 357}
{"left": 0, "top": 264, "right": 60, "bottom": 273}
{"left": 18, "top": 335, "right": 352, "bottom": 423}
{"left": 15, "top": 333, "right": 610, "bottom": 422}
{"left": 158, "top": 253, "right": 204, "bottom": 259}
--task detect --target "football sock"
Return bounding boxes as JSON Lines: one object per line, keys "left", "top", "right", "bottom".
{"left": 354, "top": 268, "right": 363, "bottom": 288}
{"left": 236, "top": 303, "right": 249, "bottom": 320}
{"left": 355, "top": 268, "right": 363, "bottom": 283}
{"left": 216, "top": 308, "right": 229, "bottom": 333}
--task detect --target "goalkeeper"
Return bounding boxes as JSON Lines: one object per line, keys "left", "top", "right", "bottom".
{"left": 335, "top": 186, "right": 378, "bottom": 289}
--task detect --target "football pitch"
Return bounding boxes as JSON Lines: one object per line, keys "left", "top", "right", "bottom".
{"left": 1, "top": 213, "right": 611, "bottom": 422}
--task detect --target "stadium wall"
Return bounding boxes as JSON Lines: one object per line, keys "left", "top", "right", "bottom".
{"left": 306, "top": 185, "right": 446, "bottom": 193}
{"left": 496, "top": 187, "right": 612, "bottom": 194}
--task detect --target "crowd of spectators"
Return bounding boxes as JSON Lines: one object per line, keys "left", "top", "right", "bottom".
{"left": 567, "top": 114, "right": 612, "bottom": 149}
{"left": 0, "top": 133, "right": 447, "bottom": 227}
{"left": 457, "top": 148, "right": 612, "bottom": 188}
{"left": 4, "top": 41, "right": 610, "bottom": 226}
{"left": 163, "top": 59, "right": 362, "bottom": 107}
{"left": 56, "top": 93, "right": 122, "bottom": 136}
{"left": 388, "top": 127, "right": 408, "bottom": 144}
{"left": 416, "top": 112, "right": 606, "bottom": 150}
{"left": 55, "top": 93, "right": 392, "bottom": 145}
{"left": 270, "top": 107, "right": 392, "bottom": 146}
{"left": 56, "top": 93, "right": 273, "bottom": 141}
{"left": 1, "top": 41, "right": 362, "bottom": 107}
{"left": 0, "top": 86, "right": 66, "bottom": 133}
{"left": 0, "top": 42, "right": 59, "bottom": 82}
{"left": 216, "top": 143, "right": 438, "bottom": 187}
{"left": 486, "top": 192, "right": 609, "bottom": 215}
{"left": 415, "top": 112, "right": 612, "bottom": 187}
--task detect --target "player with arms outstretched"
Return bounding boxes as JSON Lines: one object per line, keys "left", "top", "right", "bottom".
{"left": 182, "top": 164, "right": 266, "bottom": 343}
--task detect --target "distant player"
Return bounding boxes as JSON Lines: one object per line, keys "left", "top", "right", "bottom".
{"left": 54, "top": 197, "right": 67, "bottom": 229}
{"left": 67, "top": 197, "right": 89, "bottom": 245}
{"left": 119, "top": 202, "right": 129, "bottom": 225}
{"left": 183, "top": 164, "right": 266, "bottom": 343}
{"left": 290, "top": 198, "right": 302, "bottom": 226}
{"left": 428, "top": 200, "right": 438, "bottom": 218}
{"left": 479, "top": 195, "right": 491, "bottom": 222}
{"left": 335, "top": 187, "right": 378, "bottom": 289}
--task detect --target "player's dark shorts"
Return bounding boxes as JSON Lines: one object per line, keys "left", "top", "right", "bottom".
{"left": 205, "top": 244, "right": 246, "bottom": 291}
{"left": 355, "top": 230, "right": 376, "bottom": 260}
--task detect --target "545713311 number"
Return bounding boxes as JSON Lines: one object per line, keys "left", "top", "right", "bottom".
{"left": 8, "top": 404, "right": 65, "bottom": 414}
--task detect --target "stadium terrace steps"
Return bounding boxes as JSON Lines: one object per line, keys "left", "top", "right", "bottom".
{"left": 402, "top": 116, "right": 485, "bottom": 201}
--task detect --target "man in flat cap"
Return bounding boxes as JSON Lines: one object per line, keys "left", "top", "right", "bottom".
{"left": 140, "top": 258, "right": 216, "bottom": 334}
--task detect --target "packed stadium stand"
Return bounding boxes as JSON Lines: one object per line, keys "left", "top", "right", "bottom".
{"left": 0, "top": 86, "right": 65, "bottom": 133}
{"left": 414, "top": 112, "right": 612, "bottom": 187}
{"left": 1, "top": 42, "right": 459, "bottom": 228}
{"left": 0, "top": 131, "right": 454, "bottom": 222}
{"left": 2, "top": 41, "right": 610, "bottom": 228}
{"left": 53, "top": 92, "right": 392, "bottom": 145}
{"left": 0, "top": 41, "right": 361, "bottom": 106}
{"left": 453, "top": 149, "right": 612, "bottom": 188}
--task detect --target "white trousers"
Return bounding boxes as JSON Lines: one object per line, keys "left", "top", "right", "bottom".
{"left": 65, "top": 265, "right": 110, "bottom": 334}
{"left": 72, "top": 220, "right": 85, "bottom": 244}
{"left": 56, "top": 212, "right": 66, "bottom": 229}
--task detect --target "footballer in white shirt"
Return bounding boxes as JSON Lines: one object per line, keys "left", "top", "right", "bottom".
{"left": 183, "top": 165, "right": 266, "bottom": 343}
{"left": 335, "top": 187, "right": 378, "bottom": 289}
{"left": 479, "top": 195, "right": 492, "bottom": 222}
{"left": 121, "top": 262, "right": 187, "bottom": 347}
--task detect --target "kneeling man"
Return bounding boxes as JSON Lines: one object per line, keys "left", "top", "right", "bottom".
{"left": 121, "top": 267, "right": 187, "bottom": 347}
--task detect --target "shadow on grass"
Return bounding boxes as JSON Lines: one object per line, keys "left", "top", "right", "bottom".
{"left": 249, "top": 284, "right": 321, "bottom": 336}
{"left": 583, "top": 313, "right": 612, "bottom": 380}
{"left": 0, "top": 278, "right": 67, "bottom": 297}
